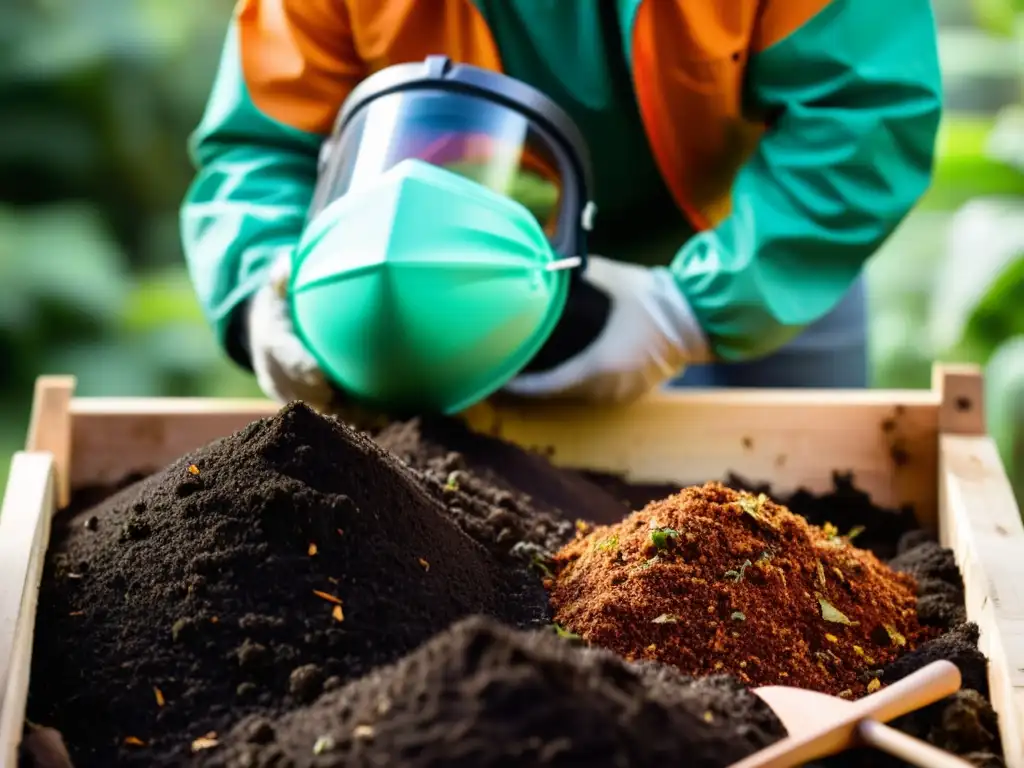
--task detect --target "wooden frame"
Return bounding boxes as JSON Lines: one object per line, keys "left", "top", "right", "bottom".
{"left": 0, "top": 365, "right": 1020, "bottom": 766}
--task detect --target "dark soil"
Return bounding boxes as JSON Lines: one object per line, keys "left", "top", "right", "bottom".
{"left": 25, "top": 405, "right": 546, "bottom": 767}
{"left": 23, "top": 407, "right": 1005, "bottom": 768}
{"left": 374, "top": 417, "right": 629, "bottom": 560}
{"left": 198, "top": 615, "right": 785, "bottom": 768}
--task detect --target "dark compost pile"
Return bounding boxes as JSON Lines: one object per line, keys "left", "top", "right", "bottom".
{"left": 22, "top": 404, "right": 1004, "bottom": 768}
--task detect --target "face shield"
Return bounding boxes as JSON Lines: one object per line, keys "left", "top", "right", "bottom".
{"left": 309, "top": 56, "right": 595, "bottom": 268}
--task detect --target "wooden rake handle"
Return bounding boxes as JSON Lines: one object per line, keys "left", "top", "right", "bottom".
{"left": 858, "top": 719, "right": 973, "bottom": 768}
{"left": 848, "top": 660, "right": 962, "bottom": 723}
{"left": 729, "top": 660, "right": 963, "bottom": 768}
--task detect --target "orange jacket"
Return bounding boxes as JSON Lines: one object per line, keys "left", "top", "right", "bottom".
{"left": 183, "top": 0, "right": 942, "bottom": 365}
{"left": 236, "top": 0, "right": 842, "bottom": 230}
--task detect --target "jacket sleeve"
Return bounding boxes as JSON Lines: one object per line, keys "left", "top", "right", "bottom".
{"left": 668, "top": 0, "right": 943, "bottom": 362}
{"left": 179, "top": 0, "right": 362, "bottom": 368}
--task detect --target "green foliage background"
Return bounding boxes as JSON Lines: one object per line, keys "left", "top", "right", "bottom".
{"left": 1, "top": 0, "right": 1022, "bottom": 501}
{"left": 0, "top": 0, "right": 263, "bottom": 486}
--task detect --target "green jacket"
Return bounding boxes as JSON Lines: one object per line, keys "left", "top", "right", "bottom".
{"left": 181, "top": 0, "right": 943, "bottom": 369}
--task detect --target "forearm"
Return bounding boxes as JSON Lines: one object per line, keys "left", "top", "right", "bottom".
{"left": 670, "top": 0, "right": 942, "bottom": 362}
{"left": 181, "top": 141, "right": 317, "bottom": 368}
{"left": 180, "top": 1, "right": 361, "bottom": 368}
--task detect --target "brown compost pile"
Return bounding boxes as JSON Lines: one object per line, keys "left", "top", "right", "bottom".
{"left": 547, "top": 483, "right": 934, "bottom": 695}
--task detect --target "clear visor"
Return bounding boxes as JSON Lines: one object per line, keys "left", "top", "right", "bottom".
{"left": 315, "top": 89, "right": 566, "bottom": 238}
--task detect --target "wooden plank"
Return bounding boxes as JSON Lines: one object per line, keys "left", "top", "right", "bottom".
{"left": 67, "top": 387, "right": 942, "bottom": 525}
{"left": 933, "top": 363, "right": 988, "bottom": 436}
{"left": 465, "top": 387, "right": 942, "bottom": 527}
{"left": 0, "top": 453, "right": 57, "bottom": 766}
{"left": 68, "top": 399, "right": 281, "bottom": 491}
{"left": 937, "top": 359, "right": 1023, "bottom": 768}
{"left": 939, "top": 434, "right": 1024, "bottom": 768}
{"left": 25, "top": 377, "right": 75, "bottom": 509}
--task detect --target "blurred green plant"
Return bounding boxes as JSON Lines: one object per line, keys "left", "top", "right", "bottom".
{"left": 0, "top": 0, "right": 251, "bottom": 490}
{"left": 868, "top": 3, "right": 1024, "bottom": 498}
{"left": 0, "top": 203, "right": 261, "bottom": 488}
{"left": 970, "top": 0, "right": 1024, "bottom": 37}
{"left": 929, "top": 197, "right": 1024, "bottom": 497}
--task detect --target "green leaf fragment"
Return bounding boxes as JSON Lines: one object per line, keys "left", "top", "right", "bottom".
{"left": 635, "top": 556, "right": 661, "bottom": 571}
{"left": 817, "top": 595, "right": 857, "bottom": 626}
{"left": 884, "top": 624, "right": 907, "bottom": 647}
{"left": 737, "top": 493, "right": 768, "bottom": 523}
{"left": 444, "top": 471, "right": 460, "bottom": 491}
{"left": 652, "top": 614, "right": 679, "bottom": 624}
{"left": 596, "top": 535, "right": 619, "bottom": 552}
{"left": 846, "top": 525, "right": 866, "bottom": 541}
{"left": 531, "top": 555, "right": 553, "bottom": 579}
{"left": 725, "top": 559, "right": 753, "bottom": 582}
{"left": 650, "top": 527, "right": 680, "bottom": 550}
{"left": 313, "top": 735, "right": 336, "bottom": 754}
{"left": 731, "top": 611, "right": 746, "bottom": 622}
{"left": 552, "top": 623, "right": 582, "bottom": 640}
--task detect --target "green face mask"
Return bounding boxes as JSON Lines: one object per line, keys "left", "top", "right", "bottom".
{"left": 291, "top": 157, "right": 572, "bottom": 414}
{"left": 289, "top": 56, "right": 595, "bottom": 415}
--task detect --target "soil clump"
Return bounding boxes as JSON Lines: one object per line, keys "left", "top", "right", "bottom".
{"left": 26, "top": 404, "right": 545, "bottom": 767}
{"left": 196, "top": 615, "right": 785, "bottom": 768}
{"left": 547, "top": 482, "right": 934, "bottom": 695}
{"left": 374, "top": 416, "right": 628, "bottom": 560}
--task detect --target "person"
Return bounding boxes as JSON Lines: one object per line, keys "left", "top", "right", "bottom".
{"left": 180, "top": 0, "right": 943, "bottom": 411}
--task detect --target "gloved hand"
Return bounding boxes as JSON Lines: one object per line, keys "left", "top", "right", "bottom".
{"left": 503, "top": 256, "right": 711, "bottom": 403}
{"left": 246, "top": 250, "right": 338, "bottom": 411}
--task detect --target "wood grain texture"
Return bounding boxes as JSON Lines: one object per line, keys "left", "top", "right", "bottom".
{"left": 68, "top": 387, "right": 942, "bottom": 526}
{"left": 0, "top": 453, "right": 56, "bottom": 767}
{"left": 464, "top": 387, "right": 941, "bottom": 527}
{"left": 939, "top": 433, "right": 1024, "bottom": 768}
{"left": 25, "top": 377, "right": 74, "bottom": 508}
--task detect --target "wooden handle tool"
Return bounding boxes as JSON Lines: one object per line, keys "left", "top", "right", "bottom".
{"left": 728, "top": 660, "right": 967, "bottom": 768}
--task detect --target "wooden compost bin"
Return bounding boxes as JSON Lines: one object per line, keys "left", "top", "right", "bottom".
{"left": 0, "top": 364, "right": 1021, "bottom": 767}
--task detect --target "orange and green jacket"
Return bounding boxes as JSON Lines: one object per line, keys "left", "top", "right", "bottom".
{"left": 181, "top": 0, "right": 943, "bottom": 369}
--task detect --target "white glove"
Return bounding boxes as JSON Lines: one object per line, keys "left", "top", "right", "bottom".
{"left": 503, "top": 256, "right": 711, "bottom": 404}
{"left": 247, "top": 250, "right": 337, "bottom": 411}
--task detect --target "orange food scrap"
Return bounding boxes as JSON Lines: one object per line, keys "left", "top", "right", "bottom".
{"left": 418, "top": 558, "right": 430, "bottom": 572}
{"left": 308, "top": 543, "right": 318, "bottom": 556}
{"left": 154, "top": 687, "right": 165, "bottom": 707}
{"left": 191, "top": 732, "right": 219, "bottom": 752}
{"left": 124, "top": 736, "right": 145, "bottom": 746}
{"left": 69, "top": 611, "right": 84, "bottom": 617}
{"left": 332, "top": 604, "right": 345, "bottom": 623}
{"left": 313, "top": 590, "right": 342, "bottom": 604}
{"left": 187, "top": 464, "right": 200, "bottom": 475}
